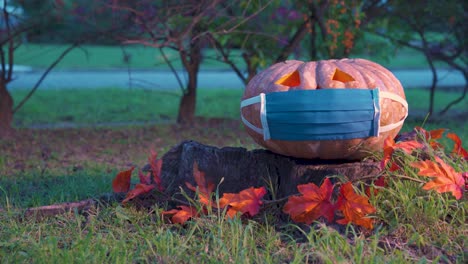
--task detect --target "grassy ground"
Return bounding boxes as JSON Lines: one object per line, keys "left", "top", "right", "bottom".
{"left": 1, "top": 87, "right": 467, "bottom": 262}
{"left": 0, "top": 120, "right": 467, "bottom": 263}
{"left": 14, "top": 43, "right": 446, "bottom": 71}
{"left": 14, "top": 44, "right": 245, "bottom": 71}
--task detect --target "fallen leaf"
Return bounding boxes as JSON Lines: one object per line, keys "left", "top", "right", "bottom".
{"left": 415, "top": 127, "right": 445, "bottom": 149}
{"left": 411, "top": 156, "right": 465, "bottom": 200}
{"left": 219, "top": 186, "right": 267, "bottom": 218}
{"left": 447, "top": 133, "right": 468, "bottom": 160}
{"left": 162, "top": 205, "right": 198, "bottom": 224}
{"left": 122, "top": 183, "right": 156, "bottom": 204}
{"left": 381, "top": 136, "right": 424, "bottom": 169}
{"left": 149, "top": 150, "right": 164, "bottom": 191}
{"left": 283, "top": 178, "right": 335, "bottom": 224}
{"left": 336, "top": 182, "right": 376, "bottom": 229}
{"left": 139, "top": 170, "right": 151, "bottom": 185}
{"left": 186, "top": 162, "right": 215, "bottom": 207}
{"left": 112, "top": 167, "right": 135, "bottom": 193}
{"left": 365, "top": 176, "right": 387, "bottom": 197}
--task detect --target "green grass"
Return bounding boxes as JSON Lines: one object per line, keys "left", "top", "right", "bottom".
{"left": 14, "top": 44, "right": 245, "bottom": 70}
{"left": 1, "top": 154, "right": 466, "bottom": 263}
{"left": 14, "top": 43, "right": 439, "bottom": 71}
{"left": 11, "top": 88, "right": 243, "bottom": 126}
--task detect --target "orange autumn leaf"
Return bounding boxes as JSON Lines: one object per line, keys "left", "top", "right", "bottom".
{"left": 411, "top": 156, "right": 465, "bottom": 200}
{"left": 112, "top": 167, "right": 135, "bottom": 193}
{"left": 447, "top": 133, "right": 468, "bottom": 160}
{"left": 365, "top": 176, "right": 387, "bottom": 197}
{"left": 149, "top": 150, "right": 164, "bottom": 191}
{"left": 122, "top": 183, "right": 155, "bottom": 204}
{"left": 381, "top": 136, "right": 424, "bottom": 169}
{"left": 185, "top": 162, "right": 215, "bottom": 207}
{"left": 162, "top": 205, "right": 198, "bottom": 224}
{"left": 219, "top": 187, "right": 267, "bottom": 218}
{"left": 415, "top": 127, "right": 445, "bottom": 149}
{"left": 336, "top": 182, "right": 376, "bottom": 229}
{"left": 283, "top": 178, "right": 335, "bottom": 224}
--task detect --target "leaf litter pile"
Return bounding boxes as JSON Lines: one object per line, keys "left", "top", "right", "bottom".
{"left": 110, "top": 124, "right": 466, "bottom": 230}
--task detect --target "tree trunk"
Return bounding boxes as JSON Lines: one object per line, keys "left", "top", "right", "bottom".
{"left": 177, "top": 25, "right": 202, "bottom": 124}
{"left": 177, "top": 75, "right": 197, "bottom": 124}
{"left": 0, "top": 79, "right": 14, "bottom": 137}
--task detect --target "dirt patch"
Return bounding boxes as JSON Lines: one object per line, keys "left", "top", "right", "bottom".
{"left": 0, "top": 118, "right": 255, "bottom": 176}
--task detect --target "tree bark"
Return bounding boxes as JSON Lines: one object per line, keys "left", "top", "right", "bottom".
{"left": 177, "top": 25, "right": 202, "bottom": 124}
{"left": 159, "top": 140, "right": 381, "bottom": 201}
{"left": 0, "top": 79, "right": 14, "bottom": 137}
{"left": 177, "top": 78, "right": 197, "bottom": 124}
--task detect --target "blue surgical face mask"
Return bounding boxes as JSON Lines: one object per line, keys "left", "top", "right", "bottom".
{"left": 241, "top": 88, "right": 408, "bottom": 141}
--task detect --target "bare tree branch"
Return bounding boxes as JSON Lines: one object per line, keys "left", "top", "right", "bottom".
{"left": 13, "top": 43, "right": 79, "bottom": 114}
{"left": 159, "top": 47, "right": 185, "bottom": 92}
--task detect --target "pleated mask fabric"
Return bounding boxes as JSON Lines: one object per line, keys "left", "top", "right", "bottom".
{"left": 240, "top": 88, "right": 408, "bottom": 141}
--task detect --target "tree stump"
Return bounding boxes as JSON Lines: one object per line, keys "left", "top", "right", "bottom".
{"left": 19, "top": 140, "right": 383, "bottom": 220}
{"left": 160, "top": 140, "right": 381, "bottom": 200}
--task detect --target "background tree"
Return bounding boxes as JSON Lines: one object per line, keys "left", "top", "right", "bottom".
{"left": 111, "top": 0, "right": 272, "bottom": 123}
{"left": 0, "top": 0, "right": 131, "bottom": 137}
{"left": 209, "top": 0, "right": 367, "bottom": 85}
{"left": 365, "top": 0, "right": 467, "bottom": 116}
{"left": 1, "top": 0, "right": 28, "bottom": 136}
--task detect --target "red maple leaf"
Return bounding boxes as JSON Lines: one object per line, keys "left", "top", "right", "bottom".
{"left": 219, "top": 187, "right": 267, "bottom": 218}
{"left": 185, "top": 162, "right": 216, "bottom": 207}
{"left": 283, "top": 178, "right": 335, "bottom": 224}
{"left": 162, "top": 205, "right": 199, "bottom": 224}
{"left": 411, "top": 156, "right": 465, "bottom": 200}
{"left": 415, "top": 127, "right": 445, "bottom": 150}
{"left": 447, "top": 133, "right": 468, "bottom": 160}
{"left": 148, "top": 150, "right": 164, "bottom": 191}
{"left": 112, "top": 167, "right": 135, "bottom": 193}
{"left": 139, "top": 170, "right": 151, "bottom": 185}
{"left": 122, "top": 183, "right": 156, "bottom": 204}
{"left": 336, "top": 182, "right": 376, "bottom": 229}
{"left": 365, "top": 176, "right": 387, "bottom": 197}
{"left": 381, "top": 136, "right": 424, "bottom": 169}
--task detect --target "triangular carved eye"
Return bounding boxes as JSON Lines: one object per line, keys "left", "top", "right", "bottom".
{"left": 332, "top": 68, "right": 355, "bottom": 83}
{"left": 275, "top": 70, "right": 301, "bottom": 87}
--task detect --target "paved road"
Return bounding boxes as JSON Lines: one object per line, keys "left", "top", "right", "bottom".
{"left": 8, "top": 68, "right": 465, "bottom": 90}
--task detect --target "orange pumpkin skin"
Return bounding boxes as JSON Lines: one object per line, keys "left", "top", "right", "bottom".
{"left": 241, "top": 58, "right": 407, "bottom": 160}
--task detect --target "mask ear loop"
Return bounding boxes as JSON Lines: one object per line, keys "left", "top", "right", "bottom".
{"left": 240, "top": 93, "right": 271, "bottom": 140}
{"left": 378, "top": 91, "right": 409, "bottom": 133}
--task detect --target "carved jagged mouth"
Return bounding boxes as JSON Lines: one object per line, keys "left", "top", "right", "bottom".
{"left": 275, "top": 68, "right": 355, "bottom": 89}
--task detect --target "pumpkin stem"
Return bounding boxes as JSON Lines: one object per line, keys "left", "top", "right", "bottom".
{"left": 275, "top": 70, "right": 301, "bottom": 87}
{"left": 332, "top": 68, "right": 355, "bottom": 83}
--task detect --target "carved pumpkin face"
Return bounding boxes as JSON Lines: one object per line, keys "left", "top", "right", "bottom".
{"left": 241, "top": 58, "right": 407, "bottom": 160}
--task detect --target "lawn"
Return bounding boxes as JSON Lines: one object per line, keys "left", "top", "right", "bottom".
{"left": 14, "top": 43, "right": 448, "bottom": 71}
{"left": 1, "top": 87, "right": 467, "bottom": 263}
{"left": 14, "top": 44, "right": 245, "bottom": 71}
